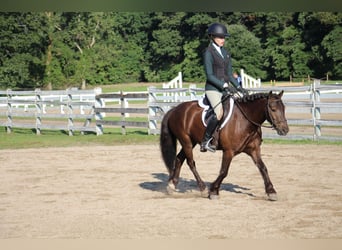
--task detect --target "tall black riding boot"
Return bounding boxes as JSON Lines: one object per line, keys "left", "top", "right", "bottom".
{"left": 200, "top": 114, "right": 219, "bottom": 153}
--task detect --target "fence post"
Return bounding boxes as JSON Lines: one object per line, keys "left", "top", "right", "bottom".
{"left": 148, "top": 87, "right": 158, "bottom": 135}
{"left": 35, "top": 88, "right": 42, "bottom": 135}
{"left": 67, "top": 89, "right": 74, "bottom": 136}
{"left": 120, "top": 91, "right": 126, "bottom": 135}
{"left": 6, "top": 89, "right": 12, "bottom": 134}
{"left": 94, "top": 88, "right": 104, "bottom": 135}
{"left": 312, "top": 79, "right": 321, "bottom": 140}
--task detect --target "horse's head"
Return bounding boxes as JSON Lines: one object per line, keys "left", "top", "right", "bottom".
{"left": 266, "top": 91, "right": 289, "bottom": 136}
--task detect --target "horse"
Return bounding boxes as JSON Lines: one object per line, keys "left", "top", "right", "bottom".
{"left": 159, "top": 91, "right": 289, "bottom": 201}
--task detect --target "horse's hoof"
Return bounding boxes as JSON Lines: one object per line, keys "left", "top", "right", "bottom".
{"left": 267, "top": 193, "right": 278, "bottom": 201}
{"left": 166, "top": 183, "right": 177, "bottom": 194}
{"left": 209, "top": 194, "right": 220, "bottom": 200}
{"left": 200, "top": 189, "right": 209, "bottom": 198}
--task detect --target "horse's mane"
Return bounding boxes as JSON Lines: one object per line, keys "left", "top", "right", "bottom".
{"left": 235, "top": 92, "right": 269, "bottom": 103}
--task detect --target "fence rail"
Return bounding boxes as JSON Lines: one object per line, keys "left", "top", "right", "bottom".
{"left": 1, "top": 80, "right": 341, "bottom": 141}
{"left": 147, "top": 80, "right": 342, "bottom": 141}
{"left": 94, "top": 91, "right": 149, "bottom": 135}
{"left": 0, "top": 88, "right": 100, "bottom": 135}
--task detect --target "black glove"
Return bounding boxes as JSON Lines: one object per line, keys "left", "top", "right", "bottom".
{"left": 222, "top": 87, "right": 230, "bottom": 96}
{"left": 223, "top": 86, "right": 237, "bottom": 96}
{"left": 236, "top": 85, "right": 249, "bottom": 95}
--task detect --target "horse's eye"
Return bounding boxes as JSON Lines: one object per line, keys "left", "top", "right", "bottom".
{"left": 269, "top": 104, "right": 277, "bottom": 111}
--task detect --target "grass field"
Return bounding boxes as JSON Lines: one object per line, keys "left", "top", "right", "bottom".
{"left": 0, "top": 127, "right": 159, "bottom": 149}
{"left": 1, "top": 126, "right": 341, "bottom": 150}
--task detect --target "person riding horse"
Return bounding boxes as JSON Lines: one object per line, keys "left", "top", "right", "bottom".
{"left": 201, "top": 23, "right": 248, "bottom": 153}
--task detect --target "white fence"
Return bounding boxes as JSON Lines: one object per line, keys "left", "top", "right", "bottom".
{"left": 1, "top": 79, "right": 341, "bottom": 141}
{"left": 240, "top": 69, "right": 261, "bottom": 88}
{"left": 0, "top": 88, "right": 101, "bottom": 135}
{"left": 147, "top": 80, "right": 342, "bottom": 141}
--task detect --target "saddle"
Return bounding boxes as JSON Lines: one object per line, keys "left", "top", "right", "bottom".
{"left": 198, "top": 95, "right": 234, "bottom": 147}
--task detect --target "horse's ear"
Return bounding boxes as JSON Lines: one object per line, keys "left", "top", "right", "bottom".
{"left": 278, "top": 90, "right": 284, "bottom": 98}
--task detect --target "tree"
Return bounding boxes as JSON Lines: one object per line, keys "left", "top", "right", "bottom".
{"left": 145, "top": 12, "right": 187, "bottom": 81}
{"left": 0, "top": 12, "right": 341, "bottom": 90}
{"left": 298, "top": 12, "right": 342, "bottom": 79}
{"left": 227, "top": 24, "right": 266, "bottom": 79}
{"left": 0, "top": 13, "right": 47, "bottom": 89}
{"left": 322, "top": 25, "right": 342, "bottom": 79}
{"left": 273, "top": 25, "right": 312, "bottom": 80}
{"left": 180, "top": 12, "right": 216, "bottom": 82}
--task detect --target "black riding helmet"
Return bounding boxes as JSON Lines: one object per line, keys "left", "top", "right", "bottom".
{"left": 207, "top": 23, "right": 229, "bottom": 38}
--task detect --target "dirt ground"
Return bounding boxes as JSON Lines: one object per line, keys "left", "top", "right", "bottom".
{"left": 0, "top": 143, "right": 341, "bottom": 239}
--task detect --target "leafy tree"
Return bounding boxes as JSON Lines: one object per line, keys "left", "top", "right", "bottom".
{"left": 181, "top": 12, "right": 216, "bottom": 82}
{"left": 0, "top": 12, "right": 341, "bottom": 89}
{"left": 255, "top": 12, "right": 295, "bottom": 80}
{"left": 273, "top": 25, "right": 312, "bottom": 80}
{"left": 322, "top": 24, "right": 342, "bottom": 79}
{"left": 145, "top": 12, "right": 187, "bottom": 81}
{"left": 0, "top": 13, "right": 47, "bottom": 89}
{"left": 180, "top": 40, "right": 205, "bottom": 82}
{"left": 298, "top": 12, "right": 342, "bottom": 79}
{"left": 227, "top": 24, "right": 266, "bottom": 79}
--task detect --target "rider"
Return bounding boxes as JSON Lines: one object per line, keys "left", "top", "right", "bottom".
{"left": 200, "top": 22, "right": 248, "bottom": 153}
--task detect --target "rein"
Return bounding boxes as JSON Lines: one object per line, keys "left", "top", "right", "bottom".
{"left": 234, "top": 96, "right": 276, "bottom": 129}
{"left": 212, "top": 93, "right": 286, "bottom": 131}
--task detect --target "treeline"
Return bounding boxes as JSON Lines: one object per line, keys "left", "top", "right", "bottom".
{"left": 0, "top": 12, "right": 341, "bottom": 90}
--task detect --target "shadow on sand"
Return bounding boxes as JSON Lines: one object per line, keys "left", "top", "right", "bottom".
{"left": 139, "top": 172, "right": 256, "bottom": 198}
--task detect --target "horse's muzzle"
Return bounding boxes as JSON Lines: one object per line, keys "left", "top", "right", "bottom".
{"left": 276, "top": 123, "right": 289, "bottom": 136}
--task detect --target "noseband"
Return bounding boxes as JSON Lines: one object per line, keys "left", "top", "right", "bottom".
{"left": 235, "top": 96, "right": 286, "bottom": 131}
{"left": 265, "top": 98, "right": 287, "bottom": 131}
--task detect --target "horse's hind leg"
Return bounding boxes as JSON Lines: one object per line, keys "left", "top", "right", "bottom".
{"left": 167, "top": 149, "right": 186, "bottom": 193}
{"left": 168, "top": 145, "right": 207, "bottom": 196}
{"left": 183, "top": 144, "right": 207, "bottom": 195}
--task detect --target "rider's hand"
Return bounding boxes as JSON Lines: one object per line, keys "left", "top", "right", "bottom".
{"left": 237, "top": 85, "right": 249, "bottom": 95}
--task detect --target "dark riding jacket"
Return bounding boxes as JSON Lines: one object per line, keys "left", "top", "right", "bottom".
{"left": 203, "top": 43, "right": 239, "bottom": 92}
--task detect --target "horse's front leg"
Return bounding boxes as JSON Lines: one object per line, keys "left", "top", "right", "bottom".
{"left": 255, "top": 157, "right": 277, "bottom": 201}
{"left": 248, "top": 147, "right": 277, "bottom": 201}
{"left": 209, "top": 150, "right": 233, "bottom": 199}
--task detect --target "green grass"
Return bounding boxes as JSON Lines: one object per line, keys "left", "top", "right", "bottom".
{"left": 1, "top": 127, "right": 341, "bottom": 150}
{"left": 0, "top": 127, "right": 159, "bottom": 150}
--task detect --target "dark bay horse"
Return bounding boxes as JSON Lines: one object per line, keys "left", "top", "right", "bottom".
{"left": 159, "top": 91, "right": 289, "bottom": 201}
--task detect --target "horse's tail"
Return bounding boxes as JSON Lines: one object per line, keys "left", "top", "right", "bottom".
{"left": 160, "top": 108, "right": 177, "bottom": 174}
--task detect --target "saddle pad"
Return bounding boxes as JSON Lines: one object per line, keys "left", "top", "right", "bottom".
{"left": 198, "top": 97, "right": 234, "bottom": 129}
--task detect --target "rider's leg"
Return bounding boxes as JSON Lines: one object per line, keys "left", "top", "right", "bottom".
{"left": 200, "top": 91, "right": 223, "bottom": 152}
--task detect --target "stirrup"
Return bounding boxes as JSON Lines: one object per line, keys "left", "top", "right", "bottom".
{"left": 200, "top": 138, "right": 216, "bottom": 153}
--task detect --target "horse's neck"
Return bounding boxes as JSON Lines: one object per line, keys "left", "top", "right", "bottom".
{"left": 239, "top": 97, "right": 267, "bottom": 124}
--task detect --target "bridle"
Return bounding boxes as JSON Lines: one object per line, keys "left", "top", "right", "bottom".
{"left": 234, "top": 96, "right": 286, "bottom": 131}
{"left": 265, "top": 98, "right": 288, "bottom": 130}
